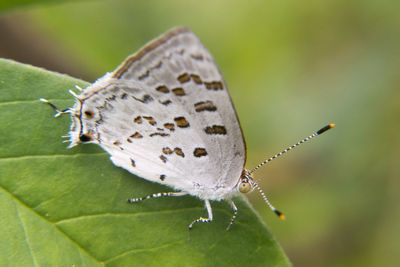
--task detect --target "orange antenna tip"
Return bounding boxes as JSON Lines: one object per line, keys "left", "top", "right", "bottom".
{"left": 274, "top": 210, "right": 285, "bottom": 220}
{"left": 316, "top": 124, "right": 335, "bottom": 135}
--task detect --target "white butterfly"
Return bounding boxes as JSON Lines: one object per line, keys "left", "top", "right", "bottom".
{"left": 41, "top": 27, "right": 334, "bottom": 230}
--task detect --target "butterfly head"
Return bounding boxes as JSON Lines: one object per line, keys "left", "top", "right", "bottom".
{"left": 237, "top": 168, "right": 285, "bottom": 220}
{"left": 237, "top": 169, "right": 255, "bottom": 194}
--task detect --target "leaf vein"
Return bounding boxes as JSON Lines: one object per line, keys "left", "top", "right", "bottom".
{"left": 0, "top": 152, "right": 107, "bottom": 161}
{"left": 15, "top": 203, "right": 39, "bottom": 267}
{"left": 53, "top": 207, "right": 203, "bottom": 224}
{"left": 0, "top": 186, "right": 102, "bottom": 264}
{"left": 0, "top": 98, "right": 71, "bottom": 107}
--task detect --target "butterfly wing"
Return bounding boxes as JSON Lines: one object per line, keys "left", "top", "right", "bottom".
{"left": 71, "top": 28, "right": 246, "bottom": 200}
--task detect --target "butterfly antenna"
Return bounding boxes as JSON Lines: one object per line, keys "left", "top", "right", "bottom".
{"left": 254, "top": 182, "right": 285, "bottom": 220}
{"left": 250, "top": 124, "right": 335, "bottom": 173}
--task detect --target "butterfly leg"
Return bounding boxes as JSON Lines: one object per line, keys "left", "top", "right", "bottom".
{"left": 226, "top": 199, "right": 238, "bottom": 231}
{"left": 39, "top": 98, "right": 70, "bottom": 117}
{"left": 127, "top": 191, "right": 187, "bottom": 203}
{"left": 188, "top": 199, "right": 213, "bottom": 230}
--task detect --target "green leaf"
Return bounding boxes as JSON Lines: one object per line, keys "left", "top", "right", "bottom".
{"left": 0, "top": 58, "right": 291, "bottom": 266}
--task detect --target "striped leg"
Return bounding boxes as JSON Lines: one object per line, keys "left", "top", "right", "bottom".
{"left": 127, "top": 191, "right": 187, "bottom": 203}
{"left": 39, "top": 87, "right": 84, "bottom": 117}
{"left": 39, "top": 98, "right": 71, "bottom": 117}
{"left": 188, "top": 199, "right": 213, "bottom": 230}
{"left": 226, "top": 199, "right": 238, "bottom": 231}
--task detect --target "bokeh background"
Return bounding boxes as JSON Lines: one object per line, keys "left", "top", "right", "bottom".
{"left": 1, "top": 0, "right": 399, "bottom": 266}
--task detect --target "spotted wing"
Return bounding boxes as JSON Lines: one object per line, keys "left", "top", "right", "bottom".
{"left": 73, "top": 28, "right": 246, "bottom": 200}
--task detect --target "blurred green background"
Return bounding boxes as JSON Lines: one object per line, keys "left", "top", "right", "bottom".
{"left": 1, "top": 0, "right": 399, "bottom": 266}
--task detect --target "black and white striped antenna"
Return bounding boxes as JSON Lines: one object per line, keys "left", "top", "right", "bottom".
{"left": 251, "top": 124, "right": 335, "bottom": 173}
{"left": 251, "top": 124, "right": 335, "bottom": 220}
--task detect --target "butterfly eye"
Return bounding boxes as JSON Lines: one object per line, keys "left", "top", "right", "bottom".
{"left": 238, "top": 181, "right": 252, "bottom": 193}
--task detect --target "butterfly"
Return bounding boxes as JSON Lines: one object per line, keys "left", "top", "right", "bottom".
{"left": 41, "top": 27, "right": 334, "bottom": 230}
